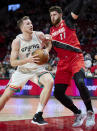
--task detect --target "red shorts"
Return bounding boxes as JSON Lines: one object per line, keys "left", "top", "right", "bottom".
{"left": 55, "top": 52, "right": 85, "bottom": 85}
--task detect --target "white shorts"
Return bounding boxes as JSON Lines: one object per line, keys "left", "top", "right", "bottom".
{"left": 8, "top": 68, "right": 49, "bottom": 92}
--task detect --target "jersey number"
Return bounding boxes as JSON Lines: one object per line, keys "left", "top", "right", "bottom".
{"left": 60, "top": 32, "right": 65, "bottom": 40}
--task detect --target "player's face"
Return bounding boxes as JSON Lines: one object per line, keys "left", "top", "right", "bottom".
{"left": 22, "top": 19, "right": 33, "bottom": 34}
{"left": 50, "top": 11, "right": 62, "bottom": 26}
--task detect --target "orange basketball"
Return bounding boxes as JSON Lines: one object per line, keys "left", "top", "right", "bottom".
{"left": 32, "top": 49, "right": 49, "bottom": 65}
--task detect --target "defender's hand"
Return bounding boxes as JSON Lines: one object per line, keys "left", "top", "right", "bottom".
{"left": 45, "top": 34, "right": 52, "bottom": 41}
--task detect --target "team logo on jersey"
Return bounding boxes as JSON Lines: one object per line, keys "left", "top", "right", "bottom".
{"left": 51, "top": 27, "right": 65, "bottom": 37}
{"left": 21, "top": 44, "right": 40, "bottom": 52}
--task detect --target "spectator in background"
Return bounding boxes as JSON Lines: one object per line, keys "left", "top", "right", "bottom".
{"left": 0, "top": 67, "right": 6, "bottom": 78}
{"left": 90, "top": 51, "right": 97, "bottom": 77}
{"left": 94, "top": 69, "right": 97, "bottom": 77}
{"left": 3, "top": 50, "right": 10, "bottom": 65}
{"left": 90, "top": 47, "right": 97, "bottom": 77}
{"left": 0, "top": 62, "right": 3, "bottom": 69}
{"left": 84, "top": 53, "right": 92, "bottom": 77}
{"left": 94, "top": 53, "right": 97, "bottom": 61}
{"left": 90, "top": 47, "right": 97, "bottom": 64}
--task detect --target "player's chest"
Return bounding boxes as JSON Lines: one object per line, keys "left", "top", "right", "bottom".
{"left": 51, "top": 25, "right": 71, "bottom": 41}
{"left": 20, "top": 40, "right": 41, "bottom": 53}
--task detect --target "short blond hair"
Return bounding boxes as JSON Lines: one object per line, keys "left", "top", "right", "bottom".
{"left": 17, "top": 16, "right": 30, "bottom": 29}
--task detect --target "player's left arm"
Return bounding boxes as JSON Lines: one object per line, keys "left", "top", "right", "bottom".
{"left": 71, "top": 0, "right": 83, "bottom": 20}
{"left": 37, "top": 32, "right": 52, "bottom": 53}
{"left": 44, "top": 34, "right": 52, "bottom": 53}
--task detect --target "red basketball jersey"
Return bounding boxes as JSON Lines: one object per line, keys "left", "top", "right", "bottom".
{"left": 50, "top": 20, "right": 82, "bottom": 57}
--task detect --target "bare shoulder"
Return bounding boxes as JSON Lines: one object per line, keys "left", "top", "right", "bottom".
{"left": 35, "top": 31, "right": 45, "bottom": 42}
{"left": 35, "top": 31, "right": 44, "bottom": 36}
{"left": 11, "top": 38, "right": 20, "bottom": 50}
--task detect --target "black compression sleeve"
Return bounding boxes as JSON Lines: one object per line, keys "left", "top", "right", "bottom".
{"left": 64, "top": 0, "right": 83, "bottom": 29}
{"left": 72, "top": 0, "right": 83, "bottom": 15}
{"left": 65, "top": 14, "right": 76, "bottom": 29}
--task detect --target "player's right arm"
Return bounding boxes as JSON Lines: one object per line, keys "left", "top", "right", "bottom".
{"left": 71, "top": 0, "right": 83, "bottom": 20}
{"left": 65, "top": 0, "right": 83, "bottom": 29}
{"left": 10, "top": 39, "right": 39, "bottom": 67}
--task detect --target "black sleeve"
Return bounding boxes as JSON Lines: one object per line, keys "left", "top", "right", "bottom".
{"left": 65, "top": 14, "right": 76, "bottom": 29}
{"left": 64, "top": 0, "right": 83, "bottom": 16}
{"left": 64, "top": 0, "right": 83, "bottom": 29}
{"left": 72, "top": 0, "right": 83, "bottom": 15}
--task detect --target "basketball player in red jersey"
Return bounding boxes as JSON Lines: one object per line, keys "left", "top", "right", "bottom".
{"left": 49, "top": 0, "right": 95, "bottom": 127}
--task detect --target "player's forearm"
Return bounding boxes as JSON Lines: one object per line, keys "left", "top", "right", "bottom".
{"left": 45, "top": 41, "right": 52, "bottom": 52}
{"left": 72, "top": 0, "right": 83, "bottom": 15}
{"left": 10, "top": 58, "right": 28, "bottom": 67}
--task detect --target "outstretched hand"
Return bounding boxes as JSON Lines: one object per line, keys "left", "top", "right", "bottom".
{"left": 45, "top": 34, "right": 52, "bottom": 41}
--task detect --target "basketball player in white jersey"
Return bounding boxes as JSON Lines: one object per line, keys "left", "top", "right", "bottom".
{"left": 0, "top": 16, "right": 53, "bottom": 125}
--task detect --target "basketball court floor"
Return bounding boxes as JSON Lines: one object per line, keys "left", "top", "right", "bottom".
{"left": 0, "top": 97, "right": 97, "bottom": 131}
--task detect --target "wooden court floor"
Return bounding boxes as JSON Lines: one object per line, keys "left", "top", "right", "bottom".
{"left": 0, "top": 97, "right": 97, "bottom": 131}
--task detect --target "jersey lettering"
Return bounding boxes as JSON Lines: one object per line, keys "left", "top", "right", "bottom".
{"left": 60, "top": 32, "right": 66, "bottom": 40}
{"left": 21, "top": 44, "right": 40, "bottom": 52}
{"left": 51, "top": 27, "right": 65, "bottom": 37}
{"left": 50, "top": 20, "right": 81, "bottom": 51}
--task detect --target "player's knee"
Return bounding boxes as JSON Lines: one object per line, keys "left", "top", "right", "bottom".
{"left": 74, "top": 69, "right": 85, "bottom": 89}
{"left": 41, "top": 76, "right": 54, "bottom": 88}
{"left": 46, "top": 77, "right": 54, "bottom": 87}
{"left": 79, "top": 78, "right": 85, "bottom": 87}
{"left": 50, "top": 77, "right": 54, "bottom": 86}
{"left": 54, "top": 84, "right": 67, "bottom": 99}
{"left": 76, "top": 78, "right": 85, "bottom": 89}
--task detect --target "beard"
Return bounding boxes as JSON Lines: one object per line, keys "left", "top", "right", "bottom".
{"left": 51, "top": 17, "right": 61, "bottom": 26}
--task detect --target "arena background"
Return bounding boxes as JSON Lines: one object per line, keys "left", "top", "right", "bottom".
{"left": 0, "top": 0, "right": 97, "bottom": 97}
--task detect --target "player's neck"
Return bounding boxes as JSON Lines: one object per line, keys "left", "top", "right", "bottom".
{"left": 22, "top": 32, "right": 33, "bottom": 41}
{"left": 55, "top": 19, "right": 63, "bottom": 27}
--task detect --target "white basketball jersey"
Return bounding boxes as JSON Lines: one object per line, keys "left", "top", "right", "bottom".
{"left": 16, "top": 31, "right": 46, "bottom": 73}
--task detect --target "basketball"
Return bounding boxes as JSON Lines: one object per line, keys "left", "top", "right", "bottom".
{"left": 32, "top": 49, "right": 49, "bottom": 65}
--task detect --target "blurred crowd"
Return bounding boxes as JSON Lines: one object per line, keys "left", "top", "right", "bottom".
{"left": 0, "top": 0, "right": 97, "bottom": 78}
